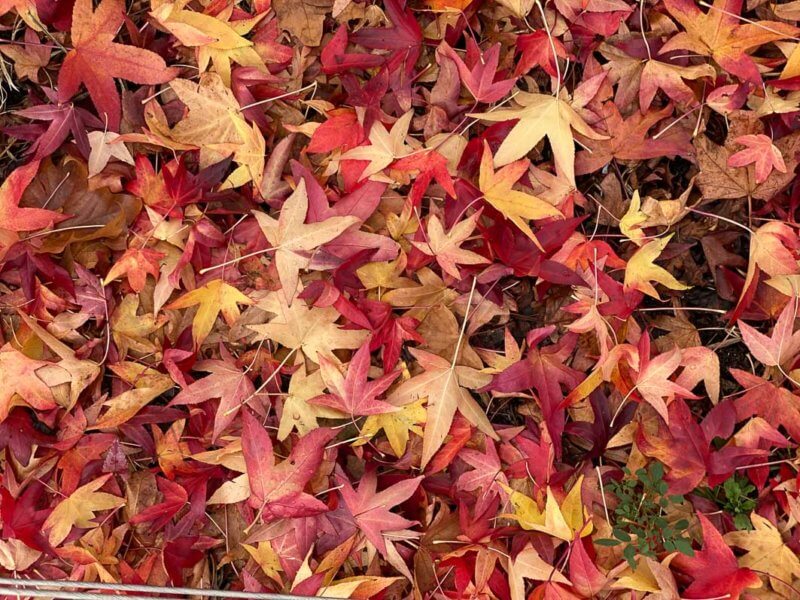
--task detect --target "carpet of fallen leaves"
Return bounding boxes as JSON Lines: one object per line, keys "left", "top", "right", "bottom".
{"left": 3, "top": 0, "right": 800, "bottom": 598}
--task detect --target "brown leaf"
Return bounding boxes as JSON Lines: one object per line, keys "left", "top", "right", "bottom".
{"left": 695, "top": 111, "right": 800, "bottom": 201}
{"left": 272, "top": 0, "right": 333, "bottom": 46}
{"left": 20, "top": 158, "right": 140, "bottom": 253}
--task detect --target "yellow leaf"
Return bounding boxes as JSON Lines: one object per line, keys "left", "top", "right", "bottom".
{"left": 18, "top": 311, "right": 101, "bottom": 411}
{"left": 166, "top": 73, "right": 243, "bottom": 168}
{"left": 623, "top": 234, "right": 690, "bottom": 299}
{"left": 724, "top": 513, "right": 800, "bottom": 596}
{"left": 508, "top": 546, "right": 571, "bottom": 600}
{"left": 359, "top": 397, "right": 427, "bottom": 457}
{"left": 44, "top": 474, "right": 125, "bottom": 546}
{"left": 478, "top": 141, "right": 562, "bottom": 245}
{"left": 277, "top": 361, "right": 342, "bottom": 440}
{"left": 243, "top": 541, "right": 283, "bottom": 583}
{"left": 470, "top": 92, "right": 606, "bottom": 184}
{"left": 166, "top": 279, "right": 253, "bottom": 347}
{"left": 388, "top": 348, "right": 497, "bottom": 467}
{"left": 150, "top": 1, "right": 265, "bottom": 85}
{"left": 91, "top": 363, "right": 173, "bottom": 429}
{"left": 220, "top": 116, "right": 266, "bottom": 191}
{"left": 495, "top": 0, "right": 535, "bottom": 18}
{"left": 500, "top": 476, "right": 592, "bottom": 541}
{"left": 356, "top": 253, "right": 415, "bottom": 291}
{"left": 249, "top": 290, "right": 367, "bottom": 363}
{"left": 619, "top": 191, "right": 648, "bottom": 246}
{"left": 319, "top": 576, "right": 402, "bottom": 599}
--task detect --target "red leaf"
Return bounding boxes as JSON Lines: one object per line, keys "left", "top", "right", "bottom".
{"left": 57, "top": 0, "right": 176, "bottom": 129}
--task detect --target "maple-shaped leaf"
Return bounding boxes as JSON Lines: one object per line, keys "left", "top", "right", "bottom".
{"left": 242, "top": 541, "right": 282, "bottom": 583}
{"left": 0, "top": 343, "right": 58, "bottom": 422}
{"left": 389, "top": 348, "right": 498, "bottom": 468}
{"left": 129, "top": 478, "right": 188, "bottom": 533}
{"left": 170, "top": 348, "right": 259, "bottom": 440}
{"left": 277, "top": 362, "right": 342, "bottom": 440}
{"left": 437, "top": 39, "right": 517, "bottom": 104}
{"left": 500, "top": 476, "right": 592, "bottom": 541}
{"left": 0, "top": 0, "right": 41, "bottom": 31}
{"left": 220, "top": 117, "right": 265, "bottom": 191}
{"left": 359, "top": 397, "right": 426, "bottom": 457}
{"left": 307, "top": 108, "right": 365, "bottom": 153}
{"left": 673, "top": 513, "right": 762, "bottom": 599}
{"left": 612, "top": 555, "right": 680, "bottom": 597}
{"left": 391, "top": 149, "right": 457, "bottom": 208}
{"left": 575, "top": 103, "right": 692, "bottom": 175}
{"left": 456, "top": 440, "right": 509, "bottom": 515}
{"left": 18, "top": 311, "right": 101, "bottom": 411}
{"left": 103, "top": 247, "right": 164, "bottom": 293}
{"left": 478, "top": 142, "right": 563, "bottom": 243}
{"left": 487, "top": 328, "right": 583, "bottom": 456}
{"left": 349, "top": 0, "right": 422, "bottom": 54}
{"left": 724, "top": 513, "right": 800, "bottom": 596}
{"left": 166, "top": 279, "right": 253, "bottom": 347}
{"left": 249, "top": 291, "right": 368, "bottom": 363}
{"left": 600, "top": 43, "right": 715, "bottom": 112}
{"left": 636, "top": 399, "right": 763, "bottom": 494}
{"left": 515, "top": 30, "right": 570, "bottom": 78}
{"left": 43, "top": 474, "right": 125, "bottom": 546}
{"left": 341, "top": 111, "right": 415, "bottom": 181}
{"left": 661, "top": 0, "right": 798, "bottom": 84}
{"left": 159, "top": 73, "right": 245, "bottom": 168}
{"left": 253, "top": 179, "right": 359, "bottom": 304}
{"left": 624, "top": 234, "right": 690, "bottom": 299}
{"left": 730, "top": 221, "right": 799, "bottom": 322}
{"left": 631, "top": 346, "right": 697, "bottom": 423}
{"left": 209, "top": 410, "right": 333, "bottom": 521}
{"left": 739, "top": 301, "right": 800, "bottom": 368}
{"left": 494, "top": 0, "right": 534, "bottom": 18}
{"left": 508, "top": 546, "right": 571, "bottom": 600}
{"left": 727, "top": 134, "right": 787, "bottom": 184}
{"left": 470, "top": 92, "right": 606, "bottom": 184}
{"left": 336, "top": 467, "right": 422, "bottom": 558}
{"left": 13, "top": 93, "right": 104, "bottom": 159}
{"left": 695, "top": 113, "right": 800, "bottom": 202}
{"left": 87, "top": 131, "right": 135, "bottom": 177}
{"left": 731, "top": 369, "right": 800, "bottom": 442}
{"left": 0, "top": 160, "right": 67, "bottom": 232}
{"left": 150, "top": 1, "right": 264, "bottom": 85}
{"left": 92, "top": 362, "right": 173, "bottom": 429}
{"left": 58, "top": 0, "right": 177, "bottom": 130}
{"left": 411, "top": 212, "right": 489, "bottom": 280}
{"left": 311, "top": 345, "right": 399, "bottom": 416}
{"left": 0, "top": 29, "right": 50, "bottom": 82}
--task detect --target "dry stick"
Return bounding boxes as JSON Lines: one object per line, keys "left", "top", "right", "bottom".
{"left": 21, "top": 224, "right": 105, "bottom": 241}
{"left": 687, "top": 205, "right": 755, "bottom": 234}
{"left": 237, "top": 80, "right": 319, "bottom": 112}
{"left": 636, "top": 306, "right": 727, "bottom": 314}
{"left": 199, "top": 245, "right": 277, "bottom": 275}
{"left": 0, "top": 577, "right": 327, "bottom": 600}
{"left": 639, "top": 0, "right": 652, "bottom": 61}
{"left": 528, "top": 0, "right": 561, "bottom": 97}
{"left": 223, "top": 347, "right": 297, "bottom": 416}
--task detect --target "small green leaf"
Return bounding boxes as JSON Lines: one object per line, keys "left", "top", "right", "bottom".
{"left": 596, "top": 538, "right": 621, "bottom": 547}
{"left": 613, "top": 528, "right": 632, "bottom": 542}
